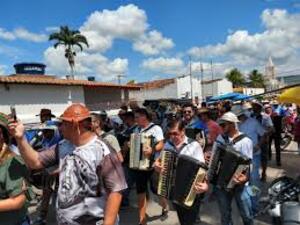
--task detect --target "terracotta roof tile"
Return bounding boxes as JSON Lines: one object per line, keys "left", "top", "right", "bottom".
{"left": 202, "top": 78, "right": 223, "bottom": 84}
{"left": 138, "top": 78, "right": 175, "bottom": 89}
{"left": 0, "top": 74, "right": 140, "bottom": 90}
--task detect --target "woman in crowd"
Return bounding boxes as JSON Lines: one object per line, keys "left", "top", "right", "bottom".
{"left": 0, "top": 112, "right": 33, "bottom": 225}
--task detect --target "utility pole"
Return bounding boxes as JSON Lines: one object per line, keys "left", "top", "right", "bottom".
{"left": 200, "top": 62, "right": 204, "bottom": 102}
{"left": 210, "top": 59, "right": 214, "bottom": 97}
{"left": 189, "top": 56, "right": 193, "bottom": 102}
{"left": 116, "top": 74, "right": 126, "bottom": 85}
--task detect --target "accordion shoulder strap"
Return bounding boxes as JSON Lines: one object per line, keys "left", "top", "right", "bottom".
{"left": 139, "top": 123, "right": 156, "bottom": 133}
{"left": 222, "top": 133, "right": 247, "bottom": 145}
{"left": 166, "top": 138, "right": 195, "bottom": 153}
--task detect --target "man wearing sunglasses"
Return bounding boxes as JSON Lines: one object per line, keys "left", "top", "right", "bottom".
{"left": 182, "top": 104, "right": 206, "bottom": 131}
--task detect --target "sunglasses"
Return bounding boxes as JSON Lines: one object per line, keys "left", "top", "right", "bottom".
{"left": 219, "top": 122, "right": 229, "bottom": 127}
{"left": 168, "top": 131, "right": 181, "bottom": 136}
{"left": 183, "top": 110, "right": 192, "bottom": 114}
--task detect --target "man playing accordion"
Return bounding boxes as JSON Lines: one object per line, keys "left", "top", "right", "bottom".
{"left": 210, "top": 112, "right": 254, "bottom": 225}
{"left": 154, "top": 120, "right": 209, "bottom": 225}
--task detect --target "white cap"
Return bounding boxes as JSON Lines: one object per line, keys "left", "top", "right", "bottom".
{"left": 218, "top": 112, "right": 240, "bottom": 124}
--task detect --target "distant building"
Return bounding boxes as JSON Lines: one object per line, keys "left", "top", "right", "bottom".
{"left": 234, "top": 87, "right": 265, "bottom": 96}
{"left": 277, "top": 74, "right": 300, "bottom": 86}
{"left": 129, "top": 75, "right": 202, "bottom": 103}
{"left": 0, "top": 63, "right": 139, "bottom": 123}
{"left": 202, "top": 78, "right": 233, "bottom": 100}
{"left": 265, "top": 56, "right": 282, "bottom": 91}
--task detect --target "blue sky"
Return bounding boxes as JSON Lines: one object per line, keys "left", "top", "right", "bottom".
{"left": 0, "top": 0, "right": 300, "bottom": 82}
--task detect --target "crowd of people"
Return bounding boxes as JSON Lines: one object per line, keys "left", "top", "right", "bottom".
{"left": 0, "top": 98, "right": 300, "bottom": 225}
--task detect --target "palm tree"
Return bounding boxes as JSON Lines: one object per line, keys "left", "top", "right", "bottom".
{"left": 49, "top": 26, "right": 89, "bottom": 79}
{"left": 248, "top": 69, "right": 265, "bottom": 88}
{"left": 225, "top": 68, "right": 245, "bottom": 88}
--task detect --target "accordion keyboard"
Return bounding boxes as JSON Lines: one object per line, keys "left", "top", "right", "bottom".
{"left": 158, "top": 150, "right": 176, "bottom": 198}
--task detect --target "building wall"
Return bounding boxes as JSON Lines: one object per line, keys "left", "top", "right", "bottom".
{"left": 176, "top": 76, "right": 202, "bottom": 99}
{"left": 216, "top": 79, "right": 233, "bottom": 96}
{"left": 203, "top": 78, "right": 233, "bottom": 98}
{"left": 129, "top": 82, "right": 178, "bottom": 102}
{"left": 242, "top": 88, "right": 265, "bottom": 96}
{"left": 84, "top": 87, "right": 128, "bottom": 111}
{"left": 0, "top": 84, "right": 84, "bottom": 123}
{"left": 277, "top": 74, "right": 300, "bottom": 86}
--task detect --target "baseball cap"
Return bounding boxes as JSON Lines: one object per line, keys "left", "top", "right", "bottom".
{"left": 218, "top": 112, "right": 240, "bottom": 124}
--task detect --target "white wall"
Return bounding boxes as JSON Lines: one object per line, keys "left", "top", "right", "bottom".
{"left": 203, "top": 78, "right": 233, "bottom": 98}
{"left": 242, "top": 88, "right": 265, "bottom": 96}
{"left": 129, "top": 82, "right": 178, "bottom": 101}
{"left": 0, "top": 84, "right": 84, "bottom": 123}
{"left": 216, "top": 79, "right": 233, "bottom": 96}
{"left": 176, "top": 76, "right": 202, "bottom": 99}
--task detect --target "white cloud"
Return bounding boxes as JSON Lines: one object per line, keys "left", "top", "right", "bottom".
{"left": 13, "top": 28, "right": 47, "bottom": 42}
{"left": 0, "top": 65, "right": 7, "bottom": 75}
{"left": 44, "top": 4, "right": 174, "bottom": 80}
{"left": 0, "top": 27, "right": 47, "bottom": 42}
{"left": 45, "top": 26, "right": 59, "bottom": 32}
{"left": 133, "top": 30, "right": 174, "bottom": 55}
{"left": 0, "top": 28, "right": 15, "bottom": 40}
{"left": 79, "top": 4, "right": 173, "bottom": 55}
{"left": 44, "top": 46, "right": 128, "bottom": 81}
{"left": 142, "top": 57, "right": 184, "bottom": 74}
{"left": 80, "top": 4, "right": 148, "bottom": 53}
{"left": 188, "top": 9, "right": 300, "bottom": 74}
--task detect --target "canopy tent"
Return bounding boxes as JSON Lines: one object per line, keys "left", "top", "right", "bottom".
{"left": 278, "top": 86, "right": 300, "bottom": 105}
{"left": 232, "top": 93, "right": 252, "bottom": 101}
{"left": 208, "top": 92, "right": 251, "bottom": 102}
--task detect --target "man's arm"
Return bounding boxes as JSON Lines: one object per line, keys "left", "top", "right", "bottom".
{"left": 100, "top": 150, "right": 127, "bottom": 225}
{"left": 0, "top": 193, "right": 26, "bottom": 212}
{"left": 104, "top": 192, "right": 122, "bottom": 225}
{"left": 8, "top": 121, "right": 44, "bottom": 169}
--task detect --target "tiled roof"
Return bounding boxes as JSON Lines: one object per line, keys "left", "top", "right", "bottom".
{"left": 202, "top": 78, "right": 223, "bottom": 84}
{"left": 0, "top": 74, "right": 140, "bottom": 90}
{"left": 138, "top": 78, "right": 175, "bottom": 89}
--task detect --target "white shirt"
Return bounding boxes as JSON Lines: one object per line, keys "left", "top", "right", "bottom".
{"left": 239, "top": 117, "right": 265, "bottom": 154}
{"left": 213, "top": 132, "right": 253, "bottom": 159}
{"left": 164, "top": 136, "right": 205, "bottom": 163}
{"left": 136, "top": 122, "right": 164, "bottom": 143}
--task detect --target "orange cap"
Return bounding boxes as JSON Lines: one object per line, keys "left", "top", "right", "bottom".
{"left": 59, "top": 103, "right": 91, "bottom": 123}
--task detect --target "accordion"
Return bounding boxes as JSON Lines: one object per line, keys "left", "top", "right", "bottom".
{"left": 207, "top": 144, "right": 251, "bottom": 190}
{"left": 129, "top": 133, "right": 153, "bottom": 170}
{"left": 173, "top": 155, "right": 208, "bottom": 208}
{"left": 157, "top": 149, "right": 178, "bottom": 199}
{"left": 185, "top": 128, "right": 206, "bottom": 149}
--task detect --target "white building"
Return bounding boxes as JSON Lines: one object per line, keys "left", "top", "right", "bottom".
{"left": 202, "top": 78, "right": 233, "bottom": 99}
{"left": 0, "top": 74, "right": 139, "bottom": 123}
{"left": 234, "top": 87, "right": 265, "bottom": 96}
{"left": 265, "top": 56, "right": 282, "bottom": 91}
{"left": 129, "top": 75, "right": 202, "bottom": 103}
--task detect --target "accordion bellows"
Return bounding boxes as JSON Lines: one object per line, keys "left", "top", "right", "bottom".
{"left": 129, "top": 133, "right": 152, "bottom": 170}
{"left": 173, "top": 154, "right": 208, "bottom": 208}
{"left": 208, "top": 144, "right": 251, "bottom": 190}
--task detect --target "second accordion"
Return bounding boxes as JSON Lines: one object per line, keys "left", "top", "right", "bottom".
{"left": 207, "top": 143, "right": 251, "bottom": 190}
{"left": 129, "top": 133, "right": 153, "bottom": 170}
{"left": 173, "top": 154, "right": 208, "bottom": 208}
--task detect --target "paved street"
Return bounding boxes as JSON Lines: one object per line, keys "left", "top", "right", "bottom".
{"left": 29, "top": 142, "right": 300, "bottom": 225}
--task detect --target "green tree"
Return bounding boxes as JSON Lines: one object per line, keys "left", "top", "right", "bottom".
{"left": 225, "top": 68, "right": 245, "bottom": 88}
{"left": 249, "top": 69, "right": 265, "bottom": 88}
{"left": 49, "top": 26, "right": 89, "bottom": 79}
